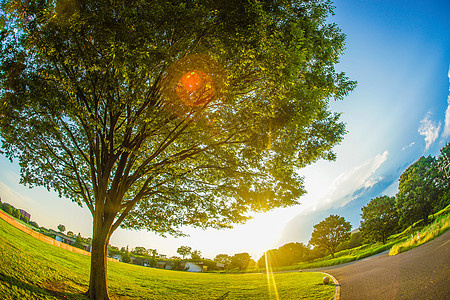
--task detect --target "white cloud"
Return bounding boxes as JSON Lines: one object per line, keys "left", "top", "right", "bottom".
{"left": 418, "top": 112, "right": 441, "bottom": 151}
{"left": 312, "top": 151, "right": 389, "bottom": 211}
{"left": 443, "top": 65, "right": 450, "bottom": 138}
{"left": 402, "top": 142, "right": 415, "bottom": 151}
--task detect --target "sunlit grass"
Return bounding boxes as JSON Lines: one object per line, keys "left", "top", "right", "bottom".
{"left": 0, "top": 217, "right": 335, "bottom": 299}
{"left": 389, "top": 210, "right": 450, "bottom": 256}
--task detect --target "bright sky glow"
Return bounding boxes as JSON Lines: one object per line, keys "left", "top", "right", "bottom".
{"left": 1, "top": 0, "right": 450, "bottom": 261}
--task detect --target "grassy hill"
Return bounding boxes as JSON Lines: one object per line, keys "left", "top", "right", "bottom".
{"left": 0, "top": 217, "right": 334, "bottom": 299}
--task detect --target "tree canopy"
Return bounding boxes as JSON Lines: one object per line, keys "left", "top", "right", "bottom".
{"left": 231, "top": 252, "right": 251, "bottom": 270}
{"left": 0, "top": 0, "right": 355, "bottom": 298}
{"left": 309, "top": 214, "right": 351, "bottom": 258}
{"left": 360, "top": 195, "right": 398, "bottom": 244}
{"left": 177, "top": 246, "right": 192, "bottom": 259}
{"left": 57, "top": 224, "right": 66, "bottom": 233}
{"left": 214, "top": 254, "right": 232, "bottom": 266}
{"left": 257, "top": 242, "right": 309, "bottom": 268}
{"left": 396, "top": 155, "right": 447, "bottom": 228}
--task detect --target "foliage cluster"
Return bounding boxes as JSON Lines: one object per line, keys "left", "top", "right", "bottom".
{"left": 257, "top": 242, "right": 310, "bottom": 268}
{"left": 308, "top": 214, "right": 351, "bottom": 258}
{"left": 360, "top": 196, "right": 398, "bottom": 244}
{"left": 396, "top": 145, "right": 450, "bottom": 228}
{"left": 358, "top": 143, "right": 450, "bottom": 246}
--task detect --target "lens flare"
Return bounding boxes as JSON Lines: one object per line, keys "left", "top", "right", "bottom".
{"left": 181, "top": 71, "right": 202, "bottom": 92}
{"left": 176, "top": 70, "right": 215, "bottom": 107}
{"left": 264, "top": 251, "right": 280, "bottom": 300}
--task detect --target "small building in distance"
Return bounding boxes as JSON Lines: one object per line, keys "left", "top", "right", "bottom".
{"left": 49, "top": 229, "right": 92, "bottom": 252}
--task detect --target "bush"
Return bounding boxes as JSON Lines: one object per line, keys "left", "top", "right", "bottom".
{"left": 122, "top": 252, "right": 131, "bottom": 263}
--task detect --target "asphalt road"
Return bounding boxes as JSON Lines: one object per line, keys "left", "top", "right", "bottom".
{"left": 311, "top": 230, "right": 450, "bottom": 300}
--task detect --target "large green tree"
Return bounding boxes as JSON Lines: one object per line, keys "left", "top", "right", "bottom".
{"left": 360, "top": 195, "right": 398, "bottom": 244}
{"left": 436, "top": 143, "right": 450, "bottom": 210}
{"left": 0, "top": 0, "right": 355, "bottom": 298}
{"left": 396, "top": 155, "right": 447, "bottom": 228}
{"left": 309, "top": 214, "right": 351, "bottom": 258}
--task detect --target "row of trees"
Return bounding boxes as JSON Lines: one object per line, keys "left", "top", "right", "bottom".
{"left": 0, "top": 199, "right": 39, "bottom": 228}
{"left": 360, "top": 144, "right": 449, "bottom": 246}
{"left": 260, "top": 144, "right": 450, "bottom": 265}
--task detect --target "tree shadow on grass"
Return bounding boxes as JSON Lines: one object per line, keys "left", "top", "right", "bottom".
{"left": 0, "top": 272, "right": 88, "bottom": 299}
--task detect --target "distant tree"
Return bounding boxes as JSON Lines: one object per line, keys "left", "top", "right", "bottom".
{"left": 73, "top": 234, "right": 84, "bottom": 249}
{"left": 57, "top": 224, "right": 66, "bottom": 233}
{"left": 122, "top": 251, "right": 131, "bottom": 264}
{"left": 257, "top": 250, "right": 276, "bottom": 268}
{"left": 2, "top": 203, "right": 13, "bottom": 215}
{"left": 360, "top": 196, "right": 398, "bottom": 244}
{"left": 396, "top": 156, "right": 446, "bottom": 228}
{"left": 29, "top": 221, "right": 39, "bottom": 228}
{"left": 12, "top": 208, "right": 20, "bottom": 219}
{"left": 149, "top": 257, "right": 157, "bottom": 267}
{"left": 67, "top": 231, "right": 74, "bottom": 237}
{"left": 132, "top": 247, "right": 148, "bottom": 256}
{"left": 19, "top": 214, "right": 29, "bottom": 223}
{"left": 276, "top": 242, "right": 309, "bottom": 266}
{"left": 336, "top": 231, "right": 363, "bottom": 251}
{"left": 231, "top": 253, "right": 251, "bottom": 270}
{"left": 151, "top": 249, "right": 158, "bottom": 257}
{"left": 214, "top": 254, "right": 232, "bottom": 266}
{"left": 177, "top": 246, "right": 192, "bottom": 260}
{"left": 309, "top": 215, "right": 351, "bottom": 258}
{"left": 258, "top": 242, "right": 309, "bottom": 268}
{"left": 436, "top": 144, "right": 450, "bottom": 210}
{"left": 190, "top": 250, "right": 202, "bottom": 260}
{"left": 437, "top": 143, "right": 450, "bottom": 178}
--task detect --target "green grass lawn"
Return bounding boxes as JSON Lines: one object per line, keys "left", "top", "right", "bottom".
{"left": 0, "top": 217, "right": 335, "bottom": 299}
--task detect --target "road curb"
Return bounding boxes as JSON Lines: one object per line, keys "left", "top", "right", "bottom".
{"left": 321, "top": 272, "right": 340, "bottom": 300}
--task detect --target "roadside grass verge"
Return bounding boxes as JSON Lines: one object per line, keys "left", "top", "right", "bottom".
{"left": 389, "top": 208, "right": 450, "bottom": 256}
{"left": 0, "top": 218, "right": 335, "bottom": 299}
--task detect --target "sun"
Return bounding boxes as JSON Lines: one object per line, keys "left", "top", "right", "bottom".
{"left": 176, "top": 70, "right": 215, "bottom": 107}
{"left": 180, "top": 71, "right": 202, "bottom": 92}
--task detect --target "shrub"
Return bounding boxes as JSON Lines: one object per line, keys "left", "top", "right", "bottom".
{"left": 29, "top": 221, "right": 39, "bottom": 228}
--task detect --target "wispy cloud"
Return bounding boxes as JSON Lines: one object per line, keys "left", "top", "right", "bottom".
{"left": 402, "top": 142, "right": 415, "bottom": 151}
{"left": 443, "top": 65, "right": 450, "bottom": 138}
{"left": 313, "top": 151, "right": 389, "bottom": 211}
{"left": 0, "top": 180, "right": 30, "bottom": 208}
{"left": 418, "top": 112, "right": 441, "bottom": 151}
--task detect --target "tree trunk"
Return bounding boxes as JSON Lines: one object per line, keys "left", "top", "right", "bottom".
{"left": 85, "top": 217, "right": 113, "bottom": 300}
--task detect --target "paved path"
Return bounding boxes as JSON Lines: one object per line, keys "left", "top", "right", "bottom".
{"left": 310, "top": 230, "right": 450, "bottom": 299}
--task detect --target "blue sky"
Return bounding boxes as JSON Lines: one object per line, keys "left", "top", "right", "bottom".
{"left": 1, "top": 0, "right": 450, "bottom": 260}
